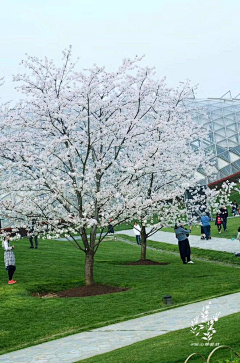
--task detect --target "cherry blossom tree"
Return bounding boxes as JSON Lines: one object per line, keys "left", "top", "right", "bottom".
{"left": 0, "top": 48, "right": 216, "bottom": 284}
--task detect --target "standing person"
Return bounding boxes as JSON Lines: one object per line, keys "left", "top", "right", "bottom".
{"left": 232, "top": 200, "right": 239, "bottom": 216}
{"left": 108, "top": 219, "right": 117, "bottom": 240}
{"left": 215, "top": 212, "right": 223, "bottom": 234}
{"left": 108, "top": 219, "right": 114, "bottom": 234}
{"left": 2, "top": 235, "right": 16, "bottom": 284}
{"left": 201, "top": 213, "right": 211, "bottom": 240}
{"left": 133, "top": 222, "right": 141, "bottom": 245}
{"left": 220, "top": 206, "right": 228, "bottom": 231}
{"left": 237, "top": 226, "right": 240, "bottom": 241}
{"left": 237, "top": 201, "right": 240, "bottom": 216}
{"left": 174, "top": 222, "right": 193, "bottom": 264}
{"left": 29, "top": 219, "right": 38, "bottom": 249}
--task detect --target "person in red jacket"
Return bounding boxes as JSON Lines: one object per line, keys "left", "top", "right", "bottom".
{"left": 215, "top": 212, "right": 223, "bottom": 234}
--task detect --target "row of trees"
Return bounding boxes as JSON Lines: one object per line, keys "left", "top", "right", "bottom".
{"left": 0, "top": 48, "right": 232, "bottom": 285}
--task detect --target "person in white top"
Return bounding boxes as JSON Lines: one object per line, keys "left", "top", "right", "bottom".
{"left": 2, "top": 235, "right": 17, "bottom": 284}
{"left": 133, "top": 222, "right": 141, "bottom": 245}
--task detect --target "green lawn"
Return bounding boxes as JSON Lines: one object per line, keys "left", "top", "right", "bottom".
{"left": 80, "top": 312, "right": 240, "bottom": 363}
{"left": 1, "top": 237, "right": 240, "bottom": 355}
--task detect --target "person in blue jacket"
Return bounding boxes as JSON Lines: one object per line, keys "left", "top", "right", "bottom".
{"left": 201, "top": 213, "right": 211, "bottom": 240}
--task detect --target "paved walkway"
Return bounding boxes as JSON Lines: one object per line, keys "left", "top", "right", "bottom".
{"left": 116, "top": 229, "right": 240, "bottom": 254}
{"left": 1, "top": 292, "right": 240, "bottom": 362}
{"left": 58, "top": 227, "right": 240, "bottom": 254}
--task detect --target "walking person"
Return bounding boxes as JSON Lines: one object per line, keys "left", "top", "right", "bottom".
{"left": 215, "top": 212, "right": 223, "bottom": 234}
{"left": 201, "top": 213, "right": 211, "bottom": 240}
{"left": 174, "top": 222, "right": 193, "bottom": 264}
{"left": 133, "top": 222, "right": 141, "bottom": 245}
{"left": 220, "top": 206, "right": 228, "bottom": 231}
{"left": 2, "top": 235, "right": 17, "bottom": 284}
{"left": 29, "top": 219, "right": 38, "bottom": 249}
{"left": 200, "top": 225, "right": 206, "bottom": 240}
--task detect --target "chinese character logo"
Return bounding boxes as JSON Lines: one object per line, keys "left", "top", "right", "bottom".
{"left": 191, "top": 301, "right": 220, "bottom": 346}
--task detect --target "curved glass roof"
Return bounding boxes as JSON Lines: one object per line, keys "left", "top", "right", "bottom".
{"left": 185, "top": 98, "right": 240, "bottom": 184}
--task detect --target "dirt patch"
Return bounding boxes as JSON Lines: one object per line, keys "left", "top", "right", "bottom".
{"left": 125, "top": 259, "right": 169, "bottom": 265}
{"left": 33, "top": 284, "right": 129, "bottom": 298}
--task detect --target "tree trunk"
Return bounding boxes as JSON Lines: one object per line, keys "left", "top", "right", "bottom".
{"left": 141, "top": 226, "right": 147, "bottom": 261}
{"left": 85, "top": 250, "right": 94, "bottom": 286}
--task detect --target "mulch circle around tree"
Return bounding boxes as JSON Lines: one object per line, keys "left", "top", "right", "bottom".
{"left": 33, "top": 284, "right": 129, "bottom": 298}
{"left": 125, "top": 259, "right": 170, "bottom": 265}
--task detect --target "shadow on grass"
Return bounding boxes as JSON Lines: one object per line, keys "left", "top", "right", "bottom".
{"left": 32, "top": 284, "right": 130, "bottom": 298}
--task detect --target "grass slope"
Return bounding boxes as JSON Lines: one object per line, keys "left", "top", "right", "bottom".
{"left": 1, "top": 237, "right": 240, "bottom": 354}
{"left": 117, "top": 234, "right": 240, "bottom": 266}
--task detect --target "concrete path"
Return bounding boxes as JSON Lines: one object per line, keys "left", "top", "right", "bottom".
{"left": 57, "top": 227, "right": 240, "bottom": 254}
{"left": 1, "top": 292, "right": 240, "bottom": 363}
{"left": 116, "top": 229, "right": 240, "bottom": 254}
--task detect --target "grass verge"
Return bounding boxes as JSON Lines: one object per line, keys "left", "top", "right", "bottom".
{"left": 117, "top": 234, "right": 240, "bottom": 266}
{"left": 1, "top": 237, "right": 240, "bottom": 354}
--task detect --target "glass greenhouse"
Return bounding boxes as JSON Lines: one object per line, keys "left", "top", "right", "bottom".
{"left": 186, "top": 97, "right": 240, "bottom": 184}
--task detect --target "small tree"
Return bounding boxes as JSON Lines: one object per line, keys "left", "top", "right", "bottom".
{"left": 122, "top": 83, "right": 216, "bottom": 260}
